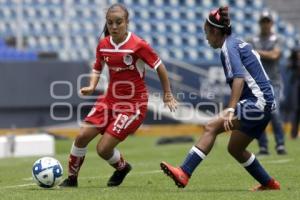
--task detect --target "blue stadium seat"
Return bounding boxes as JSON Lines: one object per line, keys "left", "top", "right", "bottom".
{"left": 188, "top": 36, "right": 198, "bottom": 47}
{"left": 1, "top": 7, "right": 13, "bottom": 18}
{"left": 186, "top": 23, "right": 197, "bottom": 34}
{"left": 50, "top": 0, "right": 62, "bottom": 5}
{"left": 286, "top": 37, "right": 296, "bottom": 49}
{"left": 71, "top": 22, "right": 81, "bottom": 33}
{"left": 233, "top": 23, "right": 244, "bottom": 35}
{"left": 156, "top": 22, "right": 166, "bottom": 33}
{"left": 160, "top": 48, "right": 170, "bottom": 59}
{"left": 188, "top": 50, "right": 199, "bottom": 60}
{"left": 154, "top": 10, "right": 165, "bottom": 20}
{"left": 143, "top": 35, "right": 152, "bottom": 44}
{"left": 0, "top": 46, "right": 38, "bottom": 61}
{"left": 141, "top": 23, "right": 151, "bottom": 33}
{"left": 22, "top": 22, "right": 31, "bottom": 35}
{"left": 171, "top": 23, "right": 181, "bottom": 34}
{"left": 171, "top": 10, "right": 180, "bottom": 20}
{"left": 202, "top": 0, "right": 212, "bottom": 8}
{"left": 38, "top": 36, "right": 49, "bottom": 48}
{"left": 0, "top": 39, "right": 5, "bottom": 47}
{"left": 0, "top": 0, "right": 298, "bottom": 62}
{"left": 204, "top": 49, "right": 214, "bottom": 60}
{"left": 27, "top": 36, "right": 38, "bottom": 48}
{"left": 157, "top": 35, "right": 167, "bottom": 46}
{"left": 129, "top": 23, "right": 136, "bottom": 32}
{"left": 249, "top": 0, "right": 264, "bottom": 9}
{"left": 186, "top": 10, "right": 196, "bottom": 21}
{"left": 231, "top": 9, "right": 245, "bottom": 22}
{"left": 24, "top": 7, "right": 36, "bottom": 18}
{"left": 153, "top": 0, "right": 163, "bottom": 6}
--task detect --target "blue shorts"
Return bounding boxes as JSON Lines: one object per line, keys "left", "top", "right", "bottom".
{"left": 235, "top": 99, "right": 272, "bottom": 139}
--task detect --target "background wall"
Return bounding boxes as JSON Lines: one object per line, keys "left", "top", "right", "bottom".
{"left": 0, "top": 61, "right": 90, "bottom": 128}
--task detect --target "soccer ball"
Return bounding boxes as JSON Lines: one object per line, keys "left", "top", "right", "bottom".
{"left": 32, "top": 157, "right": 63, "bottom": 188}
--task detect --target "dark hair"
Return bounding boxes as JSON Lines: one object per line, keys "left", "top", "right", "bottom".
{"left": 98, "top": 3, "right": 129, "bottom": 40}
{"left": 206, "top": 6, "right": 232, "bottom": 35}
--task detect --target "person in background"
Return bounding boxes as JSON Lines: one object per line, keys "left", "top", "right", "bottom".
{"left": 160, "top": 6, "right": 280, "bottom": 191}
{"left": 248, "top": 11, "right": 287, "bottom": 155}
{"left": 288, "top": 45, "right": 300, "bottom": 139}
{"left": 59, "top": 3, "right": 177, "bottom": 188}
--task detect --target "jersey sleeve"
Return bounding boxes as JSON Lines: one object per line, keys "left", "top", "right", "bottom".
{"left": 93, "top": 43, "right": 103, "bottom": 74}
{"left": 135, "top": 40, "right": 161, "bottom": 70}
{"left": 222, "top": 42, "right": 246, "bottom": 79}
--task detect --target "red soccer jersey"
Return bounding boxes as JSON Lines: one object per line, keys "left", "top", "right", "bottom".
{"left": 93, "top": 32, "right": 161, "bottom": 112}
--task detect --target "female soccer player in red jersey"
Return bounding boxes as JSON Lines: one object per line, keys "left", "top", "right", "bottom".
{"left": 160, "top": 7, "right": 280, "bottom": 191}
{"left": 60, "top": 3, "right": 177, "bottom": 187}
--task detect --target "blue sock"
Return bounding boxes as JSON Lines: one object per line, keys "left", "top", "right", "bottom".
{"left": 242, "top": 153, "right": 271, "bottom": 185}
{"left": 180, "top": 146, "right": 206, "bottom": 177}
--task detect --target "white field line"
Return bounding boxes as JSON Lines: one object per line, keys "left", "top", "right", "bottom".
{"left": 1, "top": 183, "right": 36, "bottom": 189}
{"left": 10, "top": 159, "right": 292, "bottom": 189}
{"left": 264, "top": 159, "right": 292, "bottom": 164}
{"left": 6, "top": 170, "right": 162, "bottom": 189}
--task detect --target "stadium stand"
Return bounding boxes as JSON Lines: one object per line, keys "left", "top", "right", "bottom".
{"left": 0, "top": 0, "right": 299, "bottom": 62}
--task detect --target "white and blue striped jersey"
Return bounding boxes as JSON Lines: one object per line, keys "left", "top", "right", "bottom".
{"left": 220, "top": 35, "right": 275, "bottom": 111}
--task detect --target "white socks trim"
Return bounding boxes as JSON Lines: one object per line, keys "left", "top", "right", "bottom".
{"left": 242, "top": 153, "right": 255, "bottom": 167}
{"left": 107, "top": 149, "right": 121, "bottom": 164}
{"left": 191, "top": 146, "right": 206, "bottom": 159}
{"left": 70, "top": 143, "right": 87, "bottom": 157}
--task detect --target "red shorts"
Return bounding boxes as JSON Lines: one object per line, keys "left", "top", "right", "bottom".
{"left": 84, "top": 103, "right": 146, "bottom": 141}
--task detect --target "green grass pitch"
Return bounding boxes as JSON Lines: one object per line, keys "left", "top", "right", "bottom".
{"left": 0, "top": 134, "right": 299, "bottom": 200}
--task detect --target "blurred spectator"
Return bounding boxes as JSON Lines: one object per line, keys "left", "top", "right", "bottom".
{"left": 288, "top": 44, "right": 300, "bottom": 139}
{"left": 248, "top": 11, "right": 287, "bottom": 155}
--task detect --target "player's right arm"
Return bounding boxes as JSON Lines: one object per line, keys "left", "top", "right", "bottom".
{"left": 80, "top": 43, "right": 103, "bottom": 96}
{"left": 80, "top": 71, "right": 100, "bottom": 96}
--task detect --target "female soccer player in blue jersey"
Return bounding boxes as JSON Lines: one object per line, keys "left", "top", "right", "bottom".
{"left": 160, "top": 6, "right": 280, "bottom": 191}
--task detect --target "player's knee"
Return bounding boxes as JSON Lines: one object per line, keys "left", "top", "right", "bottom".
{"left": 75, "top": 129, "right": 93, "bottom": 147}
{"left": 96, "top": 143, "right": 111, "bottom": 159}
{"left": 204, "top": 123, "right": 217, "bottom": 135}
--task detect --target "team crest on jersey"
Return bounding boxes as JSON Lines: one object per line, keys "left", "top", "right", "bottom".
{"left": 123, "top": 54, "right": 133, "bottom": 65}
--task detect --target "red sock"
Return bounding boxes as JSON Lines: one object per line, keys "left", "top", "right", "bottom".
{"left": 68, "top": 154, "right": 85, "bottom": 179}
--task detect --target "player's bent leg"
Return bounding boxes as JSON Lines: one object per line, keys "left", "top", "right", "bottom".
{"left": 161, "top": 115, "right": 227, "bottom": 188}
{"left": 195, "top": 111, "right": 236, "bottom": 153}
{"left": 60, "top": 125, "right": 100, "bottom": 188}
{"left": 227, "top": 130, "right": 253, "bottom": 162}
{"left": 228, "top": 131, "right": 280, "bottom": 191}
{"left": 97, "top": 133, "right": 132, "bottom": 187}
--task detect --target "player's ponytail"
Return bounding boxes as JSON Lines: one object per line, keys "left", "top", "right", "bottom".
{"left": 97, "top": 24, "right": 109, "bottom": 42}
{"left": 206, "top": 6, "right": 232, "bottom": 35}
{"left": 219, "top": 6, "right": 231, "bottom": 35}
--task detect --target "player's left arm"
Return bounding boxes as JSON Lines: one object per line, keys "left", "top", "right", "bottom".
{"left": 223, "top": 43, "right": 246, "bottom": 131}
{"left": 156, "top": 63, "right": 178, "bottom": 112}
{"left": 224, "top": 77, "right": 244, "bottom": 131}
{"left": 136, "top": 40, "right": 177, "bottom": 112}
{"left": 228, "top": 78, "right": 244, "bottom": 109}
{"left": 256, "top": 47, "right": 281, "bottom": 60}
{"left": 80, "top": 43, "right": 102, "bottom": 96}
{"left": 257, "top": 36, "right": 281, "bottom": 60}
